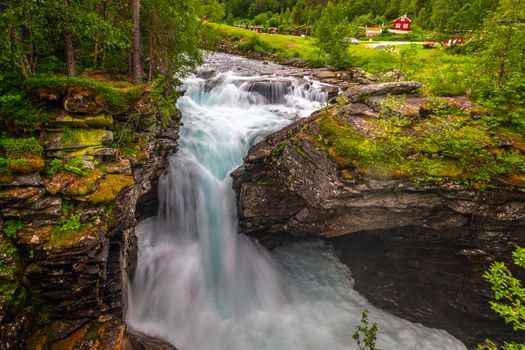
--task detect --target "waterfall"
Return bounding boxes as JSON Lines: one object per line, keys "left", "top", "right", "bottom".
{"left": 127, "top": 55, "right": 466, "bottom": 350}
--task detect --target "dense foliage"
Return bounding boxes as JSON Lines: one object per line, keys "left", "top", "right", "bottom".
{"left": 0, "top": 0, "right": 221, "bottom": 89}
{"left": 220, "top": 0, "right": 497, "bottom": 32}
{"left": 480, "top": 248, "right": 525, "bottom": 349}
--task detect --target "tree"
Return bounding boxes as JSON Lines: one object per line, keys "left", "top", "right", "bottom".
{"left": 313, "top": 2, "right": 350, "bottom": 69}
{"left": 63, "top": 0, "right": 75, "bottom": 77}
{"left": 479, "top": 0, "right": 525, "bottom": 88}
{"left": 480, "top": 247, "right": 525, "bottom": 349}
{"left": 142, "top": 0, "right": 201, "bottom": 85}
{"left": 131, "top": 0, "right": 141, "bottom": 85}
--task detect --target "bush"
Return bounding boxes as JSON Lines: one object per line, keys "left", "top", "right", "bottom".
{"left": 45, "top": 159, "right": 63, "bottom": 177}
{"left": 353, "top": 309, "right": 380, "bottom": 350}
{"left": 2, "top": 220, "right": 25, "bottom": 238}
{"left": 479, "top": 248, "right": 525, "bottom": 349}
{"left": 0, "top": 92, "right": 48, "bottom": 128}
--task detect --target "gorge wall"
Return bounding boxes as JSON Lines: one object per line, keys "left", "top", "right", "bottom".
{"left": 0, "top": 80, "right": 179, "bottom": 349}
{"left": 231, "top": 82, "right": 525, "bottom": 348}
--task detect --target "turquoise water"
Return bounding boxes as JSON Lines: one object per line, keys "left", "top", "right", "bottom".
{"left": 127, "top": 57, "right": 467, "bottom": 350}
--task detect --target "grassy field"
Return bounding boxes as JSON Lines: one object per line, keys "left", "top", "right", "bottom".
{"left": 212, "top": 22, "right": 473, "bottom": 96}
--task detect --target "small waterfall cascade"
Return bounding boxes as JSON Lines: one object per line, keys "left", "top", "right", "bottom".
{"left": 127, "top": 56, "right": 466, "bottom": 350}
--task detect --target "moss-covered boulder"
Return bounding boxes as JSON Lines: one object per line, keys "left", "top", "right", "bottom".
{"left": 89, "top": 174, "right": 133, "bottom": 204}
{"left": 50, "top": 114, "right": 114, "bottom": 129}
{"left": 44, "top": 129, "right": 113, "bottom": 152}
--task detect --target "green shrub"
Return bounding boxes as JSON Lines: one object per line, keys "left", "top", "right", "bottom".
{"left": 2, "top": 220, "right": 25, "bottom": 238}
{"left": 0, "top": 92, "right": 48, "bottom": 128}
{"left": 479, "top": 247, "right": 525, "bottom": 349}
{"left": 353, "top": 309, "right": 380, "bottom": 350}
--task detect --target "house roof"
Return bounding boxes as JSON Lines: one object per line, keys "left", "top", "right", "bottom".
{"left": 394, "top": 14, "right": 412, "bottom": 23}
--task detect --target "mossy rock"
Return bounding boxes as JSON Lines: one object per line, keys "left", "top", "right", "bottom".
{"left": 44, "top": 223, "right": 100, "bottom": 250}
{"left": 5, "top": 156, "right": 45, "bottom": 174}
{"left": 51, "top": 114, "right": 114, "bottom": 129}
{"left": 44, "top": 129, "right": 113, "bottom": 151}
{"left": 0, "top": 236, "right": 21, "bottom": 281}
{"left": 64, "top": 171, "right": 103, "bottom": 196}
{"left": 0, "top": 187, "right": 42, "bottom": 202}
{"left": 89, "top": 174, "right": 133, "bottom": 204}
{"left": 46, "top": 170, "right": 103, "bottom": 196}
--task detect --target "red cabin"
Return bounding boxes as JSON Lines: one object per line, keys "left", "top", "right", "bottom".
{"left": 392, "top": 14, "right": 412, "bottom": 32}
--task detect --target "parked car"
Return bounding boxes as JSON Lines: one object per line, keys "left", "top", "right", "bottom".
{"left": 350, "top": 38, "right": 359, "bottom": 44}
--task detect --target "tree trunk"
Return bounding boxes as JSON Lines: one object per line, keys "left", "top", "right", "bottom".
{"left": 131, "top": 0, "right": 142, "bottom": 85}
{"left": 7, "top": 0, "right": 30, "bottom": 78}
{"left": 147, "top": 31, "right": 154, "bottom": 81}
{"left": 63, "top": 0, "right": 75, "bottom": 77}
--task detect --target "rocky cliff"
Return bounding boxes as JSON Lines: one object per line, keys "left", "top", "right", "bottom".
{"left": 231, "top": 82, "right": 525, "bottom": 348}
{"left": 0, "top": 78, "right": 179, "bottom": 349}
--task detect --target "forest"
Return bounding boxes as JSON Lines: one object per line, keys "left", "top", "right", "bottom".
{"left": 222, "top": 0, "right": 497, "bottom": 33}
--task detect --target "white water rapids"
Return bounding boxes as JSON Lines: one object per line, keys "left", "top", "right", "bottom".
{"left": 127, "top": 54, "right": 467, "bottom": 350}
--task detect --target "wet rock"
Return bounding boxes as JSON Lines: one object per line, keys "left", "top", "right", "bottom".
{"left": 330, "top": 227, "right": 525, "bottom": 348}
{"left": 123, "top": 328, "right": 177, "bottom": 350}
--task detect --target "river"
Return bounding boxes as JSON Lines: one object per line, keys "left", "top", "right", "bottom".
{"left": 127, "top": 53, "right": 466, "bottom": 350}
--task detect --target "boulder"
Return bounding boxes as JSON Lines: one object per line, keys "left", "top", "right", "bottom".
{"left": 43, "top": 129, "right": 113, "bottom": 151}
{"left": 343, "top": 81, "right": 422, "bottom": 103}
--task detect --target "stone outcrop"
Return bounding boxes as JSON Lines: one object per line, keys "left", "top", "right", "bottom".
{"left": 342, "top": 81, "right": 423, "bottom": 102}
{"left": 0, "top": 83, "right": 179, "bottom": 349}
{"left": 231, "top": 83, "right": 525, "bottom": 347}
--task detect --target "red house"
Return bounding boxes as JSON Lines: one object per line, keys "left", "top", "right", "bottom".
{"left": 392, "top": 14, "right": 412, "bottom": 32}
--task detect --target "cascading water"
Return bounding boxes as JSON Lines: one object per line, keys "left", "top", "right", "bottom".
{"left": 128, "top": 54, "right": 467, "bottom": 350}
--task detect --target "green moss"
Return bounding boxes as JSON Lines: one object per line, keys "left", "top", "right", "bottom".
{"left": 271, "top": 143, "right": 286, "bottom": 158}
{"left": 60, "top": 128, "right": 112, "bottom": 150}
{"left": 0, "top": 282, "right": 19, "bottom": 302}
{"left": 54, "top": 215, "right": 82, "bottom": 239}
{"left": 26, "top": 75, "right": 143, "bottom": 111}
{"left": 0, "top": 137, "right": 43, "bottom": 158}
{"left": 89, "top": 174, "right": 133, "bottom": 204}
{"left": 0, "top": 158, "right": 27, "bottom": 175}
{"left": 318, "top": 105, "right": 525, "bottom": 187}
{"left": 293, "top": 144, "right": 308, "bottom": 159}
{"left": 55, "top": 114, "right": 113, "bottom": 129}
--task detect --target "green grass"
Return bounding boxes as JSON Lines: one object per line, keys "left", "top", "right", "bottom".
{"left": 210, "top": 23, "right": 320, "bottom": 63}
